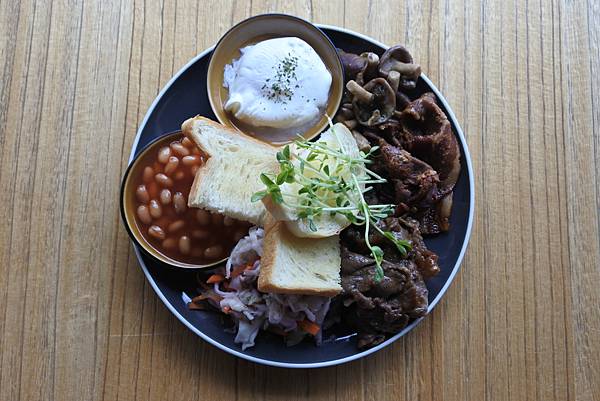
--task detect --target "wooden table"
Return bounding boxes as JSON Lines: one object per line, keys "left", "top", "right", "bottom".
{"left": 1, "top": 1, "right": 599, "bottom": 400}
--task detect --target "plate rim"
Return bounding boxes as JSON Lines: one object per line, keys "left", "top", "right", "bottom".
{"left": 127, "top": 23, "right": 475, "bottom": 369}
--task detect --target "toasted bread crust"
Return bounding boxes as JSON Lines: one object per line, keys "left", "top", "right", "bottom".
{"left": 181, "top": 116, "right": 279, "bottom": 225}
{"left": 182, "top": 117, "right": 202, "bottom": 206}
{"left": 182, "top": 115, "right": 279, "bottom": 153}
{"left": 258, "top": 215, "right": 342, "bottom": 297}
{"left": 257, "top": 215, "right": 282, "bottom": 293}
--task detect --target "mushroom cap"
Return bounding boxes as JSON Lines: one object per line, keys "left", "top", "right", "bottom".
{"left": 350, "top": 78, "right": 396, "bottom": 127}
{"left": 378, "top": 45, "right": 421, "bottom": 91}
{"left": 357, "top": 52, "right": 380, "bottom": 84}
{"left": 338, "top": 48, "right": 368, "bottom": 82}
{"left": 337, "top": 49, "right": 381, "bottom": 85}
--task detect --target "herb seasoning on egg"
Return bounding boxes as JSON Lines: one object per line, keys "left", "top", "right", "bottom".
{"left": 261, "top": 53, "right": 299, "bottom": 103}
{"left": 223, "top": 37, "right": 332, "bottom": 129}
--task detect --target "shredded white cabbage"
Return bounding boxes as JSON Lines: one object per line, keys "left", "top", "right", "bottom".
{"left": 216, "top": 227, "right": 331, "bottom": 350}
{"left": 225, "top": 226, "right": 264, "bottom": 278}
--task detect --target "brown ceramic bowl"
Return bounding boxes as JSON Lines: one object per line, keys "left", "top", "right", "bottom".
{"left": 207, "top": 14, "right": 344, "bottom": 145}
{"left": 120, "top": 131, "right": 227, "bottom": 270}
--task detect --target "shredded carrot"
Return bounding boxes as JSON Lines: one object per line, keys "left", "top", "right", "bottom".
{"left": 230, "top": 262, "right": 255, "bottom": 278}
{"left": 230, "top": 265, "right": 247, "bottom": 278}
{"left": 298, "top": 319, "right": 321, "bottom": 336}
{"left": 206, "top": 274, "right": 225, "bottom": 284}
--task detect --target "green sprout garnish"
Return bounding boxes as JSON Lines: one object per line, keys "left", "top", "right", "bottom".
{"left": 252, "top": 126, "right": 411, "bottom": 281}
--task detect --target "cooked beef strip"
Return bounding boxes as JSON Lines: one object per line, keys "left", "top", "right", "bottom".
{"left": 397, "top": 93, "right": 460, "bottom": 192}
{"left": 379, "top": 140, "right": 442, "bottom": 206}
{"left": 340, "top": 252, "right": 429, "bottom": 346}
{"left": 381, "top": 217, "right": 440, "bottom": 278}
{"left": 331, "top": 48, "right": 461, "bottom": 349}
{"left": 354, "top": 93, "right": 460, "bottom": 234}
{"left": 394, "top": 93, "right": 460, "bottom": 233}
{"left": 372, "top": 138, "right": 454, "bottom": 234}
{"left": 338, "top": 215, "right": 438, "bottom": 348}
{"left": 341, "top": 246, "right": 375, "bottom": 274}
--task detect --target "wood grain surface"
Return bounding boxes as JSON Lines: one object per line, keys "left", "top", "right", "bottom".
{"left": 1, "top": 1, "right": 599, "bottom": 400}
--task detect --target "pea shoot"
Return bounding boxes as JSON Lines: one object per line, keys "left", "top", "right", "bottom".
{"left": 252, "top": 125, "right": 411, "bottom": 280}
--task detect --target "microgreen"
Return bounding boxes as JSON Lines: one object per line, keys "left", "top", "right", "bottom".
{"left": 251, "top": 125, "right": 412, "bottom": 280}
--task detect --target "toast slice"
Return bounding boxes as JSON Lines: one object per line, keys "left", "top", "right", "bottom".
{"left": 182, "top": 116, "right": 279, "bottom": 226}
{"left": 258, "top": 215, "right": 342, "bottom": 296}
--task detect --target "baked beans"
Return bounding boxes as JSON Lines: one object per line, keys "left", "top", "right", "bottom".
{"left": 136, "top": 205, "right": 152, "bottom": 224}
{"left": 132, "top": 134, "right": 251, "bottom": 265}
{"left": 164, "top": 156, "right": 179, "bottom": 175}
{"left": 170, "top": 142, "right": 190, "bottom": 157}
{"left": 136, "top": 185, "right": 150, "bottom": 204}
{"left": 168, "top": 219, "right": 185, "bottom": 232}
{"left": 155, "top": 173, "right": 173, "bottom": 188}
{"left": 158, "top": 146, "right": 171, "bottom": 164}
{"left": 178, "top": 236, "right": 191, "bottom": 255}
{"left": 149, "top": 200, "right": 162, "bottom": 219}
{"left": 204, "top": 245, "right": 223, "bottom": 259}
{"left": 182, "top": 155, "right": 200, "bottom": 166}
{"left": 159, "top": 189, "right": 172, "bottom": 205}
{"left": 162, "top": 238, "right": 177, "bottom": 251}
{"left": 173, "top": 192, "right": 186, "bottom": 215}
{"left": 196, "top": 209, "right": 211, "bottom": 225}
{"left": 191, "top": 229, "right": 209, "bottom": 239}
{"left": 143, "top": 166, "right": 154, "bottom": 183}
{"left": 181, "top": 137, "right": 194, "bottom": 148}
{"left": 148, "top": 225, "right": 166, "bottom": 240}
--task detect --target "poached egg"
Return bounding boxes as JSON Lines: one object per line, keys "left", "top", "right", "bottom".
{"left": 223, "top": 37, "right": 332, "bottom": 129}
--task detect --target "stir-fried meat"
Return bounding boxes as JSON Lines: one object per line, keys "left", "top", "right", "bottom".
{"left": 371, "top": 137, "right": 454, "bottom": 234}
{"left": 341, "top": 217, "right": 440, "bottom": 279}
{"left": 374, "top": 119, "right": 403, "bottom": 146}
{"left": 340, "top": 249, "right": 429, "bottom": 348}
{"left": 358, "top": 93, "right": 460, "bottom": 234}
{"left": 338, "top": 215, "right": 440, "bottom": 348}
{"left": 381, "top": 217, "right": 440, "bottom": 278}
{"left": 378, "top": 140, "right": 442, "bottom": 210}
{"left": 340, "top": 247, "right": 375, "bottom": 274}
{"left": 396, "top": 93, "right": 460, "bottom": 193}
{"left": 332, "top": 45, "right": 460, "bottom": 350}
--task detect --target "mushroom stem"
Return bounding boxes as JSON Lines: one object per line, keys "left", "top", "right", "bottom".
{"left": 341, "top": 119, "right": 358, "bottom": 130}
{"left": 387, "top": 71, "right": 400, "bottom": 92}
{"left": 346, "top": 80, "right": 374, "bottom": 103}
{"left": 388, "top": 60, "right": 421, "bottom": 78}
{"left": 364, "top": 52, "right": 379, "bottom": 70}
{"left": 356, "top": 52, "right": 380, "bottom": 85}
